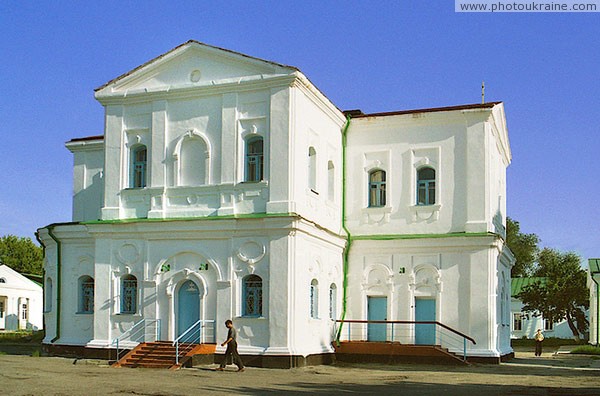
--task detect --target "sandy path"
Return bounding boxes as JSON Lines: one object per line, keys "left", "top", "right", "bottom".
{"left": 1, "top": 352, "right": 599, "bottom": 395}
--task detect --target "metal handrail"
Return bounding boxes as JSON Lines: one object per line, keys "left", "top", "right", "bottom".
{"left": 172, "top": 319, "right": 215, "bottom": 366}
{"left": 335, "top": 319, "right": 476, "bottom": 361}
{"left": 112, "top": 318, "right": 161, "bottom": 362}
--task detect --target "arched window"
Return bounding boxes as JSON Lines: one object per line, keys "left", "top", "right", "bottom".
{"left": 368, "top": 170, "right": 386, "bottom": 207}
{"left": 327, "top": 161, "right": 335, "bottom": 201}
{"left": 78, "top": 276, "right": 94, "bottom": 313}
{"left": 308, "top": 147, "right": 317, "bottom": 192}
{"left": 180, "top": 137, "right": 208, "bottom": 186}
{"left": 121, "top": 275, "right": 137, "bottom": 314}
{"left": 45, "top": 278, "right": 53, "bottom": 312}
{"left": 0, "top": 278, "right": 5, "bottom": 283}
{"left": 417, "top": 167, "right": 436, "bottom": 205}
{"left": 329, "top": 283, "right": 337, "bottom": 320}
{"left": 245, "top": 137, "right": 264, "bottom": 182}
{"left": 242, "top": 275, "right": 263, "bottom": 317}
{"left": 310, "top": 279, "right": 319, "bottom": 319}
{"left": 131, "top": 145, "right": 147, "bottom": 188}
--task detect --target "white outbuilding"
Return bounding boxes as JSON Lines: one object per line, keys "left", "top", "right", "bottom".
{"left": 0, "top": 264, "right": 43, "bottom": 331}
{"left": 38, "top": 40, "right": 514, "bottom": 365}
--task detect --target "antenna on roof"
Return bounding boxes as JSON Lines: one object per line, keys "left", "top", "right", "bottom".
{"left": 481, "top": 81, "right": 485, "bottom": 104}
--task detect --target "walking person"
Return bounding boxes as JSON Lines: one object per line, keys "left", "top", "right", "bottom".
{"left": 534, "top": 328, "right": 544, "bottom": 357}
{"left": 216, "top": 319, "right": 245, "bottom": 372}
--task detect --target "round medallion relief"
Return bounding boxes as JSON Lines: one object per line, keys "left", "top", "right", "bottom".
{"left": 190, "top": 69, "right": 202, "bottom": 83}
{"left": 117, "top": 243, "right": 140, "bottom": 265}
{"left": 237, "top": 241, "right": 265, "bottom": 264}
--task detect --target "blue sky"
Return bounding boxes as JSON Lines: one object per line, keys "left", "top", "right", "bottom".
{"left": 0, "top": 1, "right": 598, "bottom": 262}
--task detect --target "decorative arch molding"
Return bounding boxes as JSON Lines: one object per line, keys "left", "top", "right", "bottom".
{"left": 410, "top": 263, "right": 442, "bottom": 296}
{"left": 362, "top": 263, "right": 394, "bottom": 294}
{"left": 154, "top": 250, "right": 223, "bottom": 282}
{"left": 172, "top": 129, "right": 212, "bottom": 186}
{"left": 165, "top": 270, "right": 208, "bottom": 299}
{"left": 308, "top": 257, "right": 323, "bottom": 276}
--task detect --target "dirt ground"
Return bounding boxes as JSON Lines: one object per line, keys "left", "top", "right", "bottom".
{"left": 1, "top": 350, "right": 599, "bottom": 396}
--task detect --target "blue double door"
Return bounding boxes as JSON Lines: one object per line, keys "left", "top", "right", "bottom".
{"left": 415, "top": 298, "right": 436, "bottom": 345}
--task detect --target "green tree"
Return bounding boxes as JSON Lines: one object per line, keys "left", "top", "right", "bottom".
{"left": 0, "top": 235, "right": 43, "bottom": 275}
{"left": 518, "top": 248, "right": 589, "bottom": 339}
{"left": 506, "top": 217, "right": 540, "bottom": 277}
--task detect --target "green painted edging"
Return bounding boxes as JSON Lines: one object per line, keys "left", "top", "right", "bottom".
{"left": 351, "top": 232, "right": 495, "bottom": 241}
{"left": 82, "top": 212, "right": 296, "bottom": 225}
{"left": 337, "top": 115, "right": 352, "bottom": 344}
{"left": 47, "top": 226, "right": 61, "bottom": 343}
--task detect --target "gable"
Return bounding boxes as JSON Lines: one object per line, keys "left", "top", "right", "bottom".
{"left": 0, "top": 265, "right": 43, "bottom": 292}
{"left": 95, "top": 40, "right": 298, "bottom": 98}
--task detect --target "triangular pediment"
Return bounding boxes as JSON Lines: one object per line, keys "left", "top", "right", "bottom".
{"left": 95, "top": 40, "right": 298, "bottom": 97}
{"left": 0, "top": 265, "right": 42, "bottom": 291}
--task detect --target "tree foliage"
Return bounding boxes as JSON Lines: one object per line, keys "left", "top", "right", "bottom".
{"left": 506, "top": 217, "right": 540, "bottom": 277}
{"left": 518, "top": 248, "right": 589, "bottom": 339}
{"left": 0, "top": 235, "right": 43, "bottom": 275}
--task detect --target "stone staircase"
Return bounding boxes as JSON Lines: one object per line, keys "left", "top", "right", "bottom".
{"left": 334, "top": 341, "right": 471, "bottom": 365}
{"left": 113, "top": 341, "right": 216, "bottom": 369}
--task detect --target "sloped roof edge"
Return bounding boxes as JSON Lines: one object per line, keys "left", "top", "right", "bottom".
{"left": 346, "top": 101, "right": 503, "bottom": 119}
{"left": 95, "top": 40, "right": 300, "bottom": 92}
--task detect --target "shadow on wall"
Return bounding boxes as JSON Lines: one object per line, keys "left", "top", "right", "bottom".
{"left": 1, "top": 314, "right": 39, "bottom": 331}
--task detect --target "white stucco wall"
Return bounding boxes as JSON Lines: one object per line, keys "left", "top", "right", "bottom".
{"left": 40, "top": 41, "right": 515, "bottom": 361}
{"left": 343, "top": 236, "right": 511, "bottom": 357}
{"left": 0, "top": 265, "right": 43, "bottom": 331}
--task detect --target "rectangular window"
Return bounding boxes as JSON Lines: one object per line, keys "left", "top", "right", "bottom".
{"left": 544, "top": 318, "right": 554, "bottom": 331}
{"left": 21, "top": 304, "right": 27, "bottom": 320}
{"left": 122, "top": 279, "right": 137, "bottom": 314}
{"left": 513, "top": 313, "right": 523, "bottom": 331}
{"left": 0, "top": 301, "right": 4, "bottom": 318}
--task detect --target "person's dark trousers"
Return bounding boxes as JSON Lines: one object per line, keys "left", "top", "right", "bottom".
{"left": 535, "top": 341, "right": 542, "bottom": 356}
{"left": 219, "top": 342, "right": 244, "bottom": 369}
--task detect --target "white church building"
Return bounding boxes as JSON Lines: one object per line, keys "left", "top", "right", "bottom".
{"left": 37, "top": 40, "right": 514, "bottom": 366}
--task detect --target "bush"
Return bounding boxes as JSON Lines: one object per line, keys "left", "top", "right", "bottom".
{"left": 571, "top": 345, "right": 600, "bottom": 355}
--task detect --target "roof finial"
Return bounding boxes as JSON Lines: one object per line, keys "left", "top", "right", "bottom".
{"left": 481, "top": 81, "right": 485, "bottom": 104}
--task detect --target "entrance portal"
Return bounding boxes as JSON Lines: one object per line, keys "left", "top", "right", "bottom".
{"left": 367, "top": 296, "right": 387, "bottom": 341}
{"left": 415, "top": 298, "right": 436, "bottom": 345}
{"left": 177, "top": 280, "right": 200, "bottom": 338}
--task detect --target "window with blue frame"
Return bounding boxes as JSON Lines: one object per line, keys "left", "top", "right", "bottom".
{"left": 131, "top": 145, "right": 147, "bottom": 188}
{"left": 310, "top": 279, "right": 319, "bottom": 319}
{"left": 79, "top": 276, "right": 94, "bottom": 313}
{"left": 121, "top": 275, "right": 137, "bottom": 314}
{"left": 245, "top": 137, "right": 264, "bottom": 182}
{"left": 368, "top": 170, "right": 386, "bottom": 207}
{"left": 243, "top": 275, "right": 262, "bottom": 317}
{"left": 417, "top": 167, "right": 436, "bottom": 205}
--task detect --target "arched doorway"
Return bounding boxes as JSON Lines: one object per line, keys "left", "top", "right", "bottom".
{"left": 177, "top": 280, "right": 201, "bottom": 338}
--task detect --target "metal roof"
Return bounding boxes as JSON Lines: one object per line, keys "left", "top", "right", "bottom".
{"left": 511, "top": 277, "right": 546, "bottom": 296}
{"left": 589, "top": 258, "right": 600, "bottom": 273}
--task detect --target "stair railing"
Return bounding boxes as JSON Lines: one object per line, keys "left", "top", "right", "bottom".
{"left": 112, "top": 318, "right": 162, "bottom": 362}
{"left": 335, "top": 319, "right": 476, "bottom": 362}
{"left": 172, "top": 319, "right": 215, "bottom": 366}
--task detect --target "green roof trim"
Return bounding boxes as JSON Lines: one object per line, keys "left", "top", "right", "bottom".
{"left": 351, "top": 232, "right": 496, "bottom": 241}
{"left": 511, "top": 277, "right": 546, "bottom": 296}
{"left": 589, "top": 258, "right": 600, "bottom": 274}
{"left": 82, "top": 212, "right": 296, "bottom": 225}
